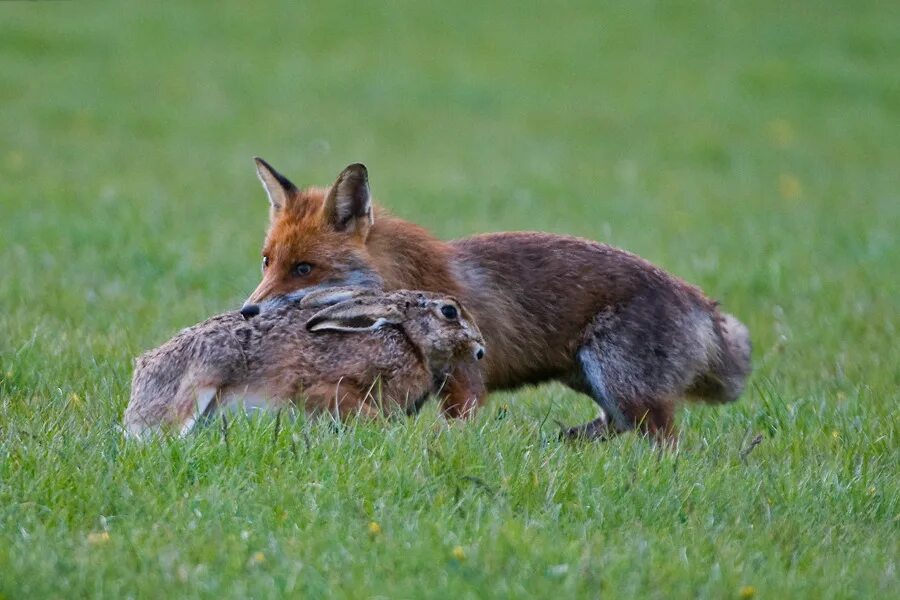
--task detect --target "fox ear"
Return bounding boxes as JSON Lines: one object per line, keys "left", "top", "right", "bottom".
{"left": 254, "top": 157, "right": 297, "bottom": 217}
{"left": 324, "top": 163, "right": 372, "bottom": 237}
{"left": 306, "top": 300, "right": 401, "bottom": 333}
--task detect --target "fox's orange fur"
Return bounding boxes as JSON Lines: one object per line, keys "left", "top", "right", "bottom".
{"left": 244, "top": 160, "right": 752, "bottom": 441}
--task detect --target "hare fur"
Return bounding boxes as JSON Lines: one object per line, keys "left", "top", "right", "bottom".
{"left": 124, "top": 288, "right": 485, "bottom": 439}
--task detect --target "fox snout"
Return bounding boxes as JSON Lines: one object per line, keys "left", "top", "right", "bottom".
{"left": 245, "top": 276, "right": 279, "bottom": 307}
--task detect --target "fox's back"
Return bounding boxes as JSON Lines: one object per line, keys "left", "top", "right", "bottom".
{"left": 447, "top": 232, "right": 714, "bottom": 388}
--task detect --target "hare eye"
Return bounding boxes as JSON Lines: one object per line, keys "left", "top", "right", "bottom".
{"left": 262, "top": 256, "right": 270, "bottom": 271}
{"left": 440, "top": 304, "right": 458, "bottom": 320}
{"left": 294, "top": 262, "right": 313, "bottom": 277}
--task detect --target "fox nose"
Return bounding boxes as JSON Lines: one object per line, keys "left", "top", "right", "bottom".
{"left": 474, "top": 346, "right": 485, "bottom": 361}
{"left": 240, "top": 303, "right": 260, "bottom": 319}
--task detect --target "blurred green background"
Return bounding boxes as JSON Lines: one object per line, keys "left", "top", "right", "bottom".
{"left": 1, "top": 1, "right": 897, "bottom": 598}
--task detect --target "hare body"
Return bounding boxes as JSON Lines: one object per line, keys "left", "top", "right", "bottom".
{"left": 124, "top": 289, "right": 484, "bottom": 439}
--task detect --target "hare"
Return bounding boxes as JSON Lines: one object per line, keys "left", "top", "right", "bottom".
{"left": 124, "top": 288, "right": 485, "bottom": 439}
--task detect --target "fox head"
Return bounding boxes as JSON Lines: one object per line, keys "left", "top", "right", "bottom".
{"left": 242, "top": 159, "right": 384, "bottom": 314}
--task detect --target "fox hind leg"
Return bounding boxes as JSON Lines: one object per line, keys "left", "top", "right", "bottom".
{"left": 564, "top": 344, "right": 677, "bottom": 444}
{"left": 560, "top": 346, "right": 633, "bottom": 440}
{"left": 620, "top": 399, "right": 676, "bottom": 445}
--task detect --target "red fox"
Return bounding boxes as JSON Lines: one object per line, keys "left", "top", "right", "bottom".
{"left": 242, "top": 159, "right": 751, "bottom": 441}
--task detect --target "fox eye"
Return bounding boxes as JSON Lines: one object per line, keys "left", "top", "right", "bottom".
{"left": 262, "top": 256, "right": 269, "bottom": 271}
{"left": 440, "top": 304, "right": 459, "bottom": 320}
{"left": 294, "top": 262, "right": 313, "bottom": 277}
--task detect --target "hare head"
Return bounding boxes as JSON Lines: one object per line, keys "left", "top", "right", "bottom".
{"left": 304, "top": 289, "right": 485, "bottom": 369}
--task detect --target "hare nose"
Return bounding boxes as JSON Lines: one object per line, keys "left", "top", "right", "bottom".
{"left": 240, "top": 303, "right": 260, "bottom": 319}
{"left": 475, "top": 346, "right": 485, "bottom": 361}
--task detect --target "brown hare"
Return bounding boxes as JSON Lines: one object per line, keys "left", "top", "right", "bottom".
{"left": 124, "top": 288, "right": 485, "bottom": 439}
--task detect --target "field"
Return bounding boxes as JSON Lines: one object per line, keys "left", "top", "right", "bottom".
{"left": 1, "top": 1, "right": 898, "bottom": 598}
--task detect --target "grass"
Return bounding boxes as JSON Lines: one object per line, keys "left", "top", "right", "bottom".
{"left": 1, "top": 1, "right": 898, "bottom": 597}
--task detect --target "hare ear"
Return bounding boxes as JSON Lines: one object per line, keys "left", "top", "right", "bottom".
{"left": 306, "top": 301, "right": 402, "bottom": 333}
{"left": 299, "top": 286, "right": 378, "bottom": 310}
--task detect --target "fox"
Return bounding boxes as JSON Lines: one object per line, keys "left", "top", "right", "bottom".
{"left": 241, "top": 159, "right": 751, "bottom": 442}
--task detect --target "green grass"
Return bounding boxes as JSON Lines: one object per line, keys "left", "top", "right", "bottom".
{"left": 1, "top": 1, "right": 898, "bottom": 597}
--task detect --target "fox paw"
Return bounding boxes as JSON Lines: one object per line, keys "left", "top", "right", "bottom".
{"left": 557, "top": 417, "right": 612, "bottom": 442}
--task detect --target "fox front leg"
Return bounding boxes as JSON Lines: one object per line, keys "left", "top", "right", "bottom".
{"left": 439, "top": 362, "right": 487, "bottom": 419}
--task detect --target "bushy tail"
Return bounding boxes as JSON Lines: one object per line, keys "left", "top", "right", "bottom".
{"left": 689, "top": 312, "right": 752, "bottom": 404}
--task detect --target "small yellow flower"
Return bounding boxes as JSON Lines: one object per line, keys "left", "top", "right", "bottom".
{"left": 249, "top": 551, "right": 265, "bottom": 565}
{"left": 867, "top": 486, "right": 876, "bottom": 496}
{"left": 69, "top": 392, "right": 82, "bottom": 407}
{"left": 451, "top": 545, "right": 466, "bottom": 561}
{"left": 832, "top": 430, "right": 840, "bottom": 439}
{"left": 368, "top": 521, "right": 382, "bottom": 536}
{"left": 739, "top": 585, "right": 757, "bottom": 599}
{"left": 87, "top": 531, "right": 110, "bottom": 544}
{"left": 778, "top": 174, "right": 802, "bottom": 200}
